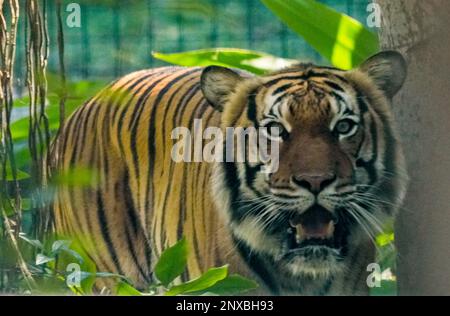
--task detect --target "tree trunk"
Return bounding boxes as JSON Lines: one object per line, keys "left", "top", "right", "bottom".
{"left": 375, "top": 0, "right": 450, "bottom": 295}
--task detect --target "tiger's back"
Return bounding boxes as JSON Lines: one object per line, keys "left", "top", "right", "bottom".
{"left": 52, "top": 67, "right": 242, "bottom": 288}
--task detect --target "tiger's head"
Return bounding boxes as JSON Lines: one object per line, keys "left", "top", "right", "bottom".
{"left": 200, "top": 51, "right": 408, "bottom": 280}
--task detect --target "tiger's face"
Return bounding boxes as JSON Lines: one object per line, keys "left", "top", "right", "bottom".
{"left": 201, "top": 51, "right": 408, "bottom": 279}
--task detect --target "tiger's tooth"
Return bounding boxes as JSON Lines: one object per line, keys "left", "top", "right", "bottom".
{"left": 295, "top": 224, "right": 304, "bottom": 244}
{"left": 326, "top": 221, "right": 335, "bottom": 238}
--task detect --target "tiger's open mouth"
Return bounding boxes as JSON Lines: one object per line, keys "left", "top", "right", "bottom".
{"left": 284, "top": 205, "right": 346, "bottom": 256}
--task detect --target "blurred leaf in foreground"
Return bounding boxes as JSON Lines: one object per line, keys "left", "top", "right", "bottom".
{"left": 153, "top": 48, "right": 297, "bottom": 75}
{"left": 165, "top": 265, "right": 228, "bottom": 296}
{"left": 190, "top": 274, "right": 258, "bottom": 296}
{"left": 261, "top": 0, "right": 379, "bottom": 69}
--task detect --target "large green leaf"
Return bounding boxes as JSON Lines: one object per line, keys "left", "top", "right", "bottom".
{"left": 154, "top": 238, "right": 188, "bottom": 287}
{"left": 262, "top": 0, "right": 379, "bottom": 69}
{"left": 191, "top": 274, "right": 258, "bottom": 296}
{"left": 116, "top": 282, "right": 143, "bottom": 296}
{"left": 165, "top": 265, "right": 228, "bottom": 296}
{"left": 153, "top": 49, "right": 297, "bottom": 75}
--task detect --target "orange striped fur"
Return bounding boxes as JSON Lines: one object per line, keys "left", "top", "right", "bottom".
{"left": 51, "top": 51, "right": 408, "bottom": 295}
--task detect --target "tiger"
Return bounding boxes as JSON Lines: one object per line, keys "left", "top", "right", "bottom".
{"left": 50, "top": 51, "right": 408, "bottom": 295}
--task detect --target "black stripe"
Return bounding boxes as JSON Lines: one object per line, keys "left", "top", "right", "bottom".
{"left": 355, "top": 93, "right": 369, "bottom": 155}
{"left": 123, "top": 71, "right": 182, "bottom": 234}
{"left": 322, "top": 80, "right": 345, "bottom": 92}
{"left": 61, "top": 105, "right": 86, "bottom": 163}
{"left": 68, "top": 102, "right": 96, "bottom": 166}
{"left": 125, "top": 69, "right": 179, "bottom": 131}
{"left": 234, "top": 237, "right": 279, "bottom": 295}
{"left": 146, "top": 69, "right": 202, "bottom": 242}
{"left": 151, "top": 79, "right": 201, "bottom": 249}
{"left": 158, "top": 89, "right": 203, "bottom": 238}
{"left": 331, "top": 91, "right": 344, "bottom": 103}
{"left": 357, "top": 96, "right": 369, "bottom": 114}
{"left": 265, "top": 74, "right": 308, "bottom": 86}
{"left": 223, "top": 162, "right": 242, "bottom": 222}
{"left": 67, "top": 103, "right": 98, "bottom": 241}
{"left": 244, "top": 163, "right": 264, "bottom": 198}
{"left": 160, "top": 76, "right": 199, "bottom": 177}
{"left": 116, "top": 175, "right": 152, "bottom": 284}
{"left": 356, "top": 113, "right": 378, "bottom": 185}
{"left": 247, "top": 93, "right": 258, "bottom": 127}
{"left": 123, "top": 169, "right": 139, "bottom": 235}
{"left": 177, "top": 160, "right": 188, "bottom": 242}
{"left": 96, "top": 190, "right": 124, "bottom": 275}
{"left": 116, "top": 73, "right": 173, "bottom": 159}
{"left": 110, "top": 72, "right": 157, "bottom": 129}
{"left": 124, "top": 225, "right": 151, "bottom": 284}
{"left": 273, "top": 94, "right": 286, "bottom": 106}
{"left": 307, "top": 70, "right": 350, "bottom": 84}
{"left": 87, "top": 105, "right": 103, "bottom": 166}
{"left": 96, "top": 191, "right": 123, "bottom": 274}
{"left": 272, "top": 83, "right": 292, "bottom": 95}
{"left": 102, "top": 110, "right": 111, "bottom": 176}
{"left": 129, "top": 73, "right": 175, "bottom": 186}
{"left": 71, "top": 103, "right": 115, "bottom": 273}
{"left": 316, "top": 65, "right": 340, "bottom": 71}
{"left": 184, "top": 90, "right": 216, "bottom": 271}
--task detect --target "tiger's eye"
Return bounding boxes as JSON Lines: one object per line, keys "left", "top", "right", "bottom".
{"left": 266, "top": 122, "right": 287, "bottom": 139}
{"left": 335, "top": 119, "right": 355, "bottom": 135}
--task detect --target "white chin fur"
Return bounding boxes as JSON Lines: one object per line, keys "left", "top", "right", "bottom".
{"left": 283, "top": 247, "right": 345, "bottom": 278}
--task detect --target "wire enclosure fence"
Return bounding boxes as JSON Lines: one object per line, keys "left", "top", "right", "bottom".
{"left": 11, "top": 0, "right": 372, "bottom": 84}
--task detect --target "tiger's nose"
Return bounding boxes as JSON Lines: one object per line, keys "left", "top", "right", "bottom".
{"left": 292, "top": 173, "right": 336, "bottom": 194}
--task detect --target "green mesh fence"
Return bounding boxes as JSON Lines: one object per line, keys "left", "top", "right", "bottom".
{"left": 14, "top": 0, "right": 373, "bottom": 82}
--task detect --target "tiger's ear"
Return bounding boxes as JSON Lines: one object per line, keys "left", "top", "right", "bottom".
{"left": 358, "top": 51, "right": 407, "bottom": 98}
{"left": 201, "top": 66, "right": 243, "bottom": 112}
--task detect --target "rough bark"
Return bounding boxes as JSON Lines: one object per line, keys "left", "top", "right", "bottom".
{"left": 375, "top": 0, "right": 450, "bottom": 295}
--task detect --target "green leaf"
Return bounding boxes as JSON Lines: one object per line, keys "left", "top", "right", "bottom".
{"left": 77, "top": 271, "right": 94, "bottom": 283}
{"left": 165, "top": 265, "right": 228, "bottom": 296}
{"left": 61, "top": 248, "right": 85, "bottom": 264}
{"left": 116, "top": 282, "right": 143, "bottom": 296}
{"left": 190, "top": 274, "right": 258, "bottom": 296}
{"left": 94, "top": 272, "right": 125, "bottom": 278}
{"left": 93, "top": 272, "right": 131, "bottom": 284}
{"left": 4, "top": 164, "right": 30, "bottom": 181}
{"left": 370, "top": 280, "right": 397, "bottom": 296}
{"left": 51, "top": 240, "right": 72, "bottom": 254}
{"left": 154, "top": 238, "right": 188, "bottom": 287}
{"left": 153, "top": 49, "right": 297, "bottom": 75}
{"left": 376, "top": 232, "right": 394, "bottom": 247}
{"left": 10, "top": 73, "right": 107, "bottom": 145}
{"left": 20, "top": 198, "right": 31, "bottom": 211}
{"left": 59, "top": 237, "right": 98, "bottom": 294}
{"left": 261, "top": 0, "right": 379, "bottom": 69}
{"left": 376, "top": 220, "right": 394, "bottom": 247}
{"left": 12, "top": 95, "right": 30, "bottom": 108}
{"left": 36, "top": 253, "right": 55, "bottom": 265}
{"left": 50, "top": 240, "right": 84, "bottom": 264}
{"left": 19, "top": 233, "right": 44, "bottom": 249}
{"left": 52, "top": 167, "right": 98, "bottom": 187}
{"left": 67, "top": 271, "right": 131, "bottom": 289}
